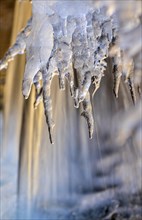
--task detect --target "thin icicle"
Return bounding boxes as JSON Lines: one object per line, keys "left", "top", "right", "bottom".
{"left": 128, "top": 76, "right": 136, "bottom": 105}
{"left": 112, "top": 61, "right": 122, "bottom": 98}
{"left": 42, "top": 67, "right": 55, "bottom": 144}
{"left": 33, "top": 72, "right": 43, "bottom": 109}
{"left": 81, "top": 92, "right": 94, "bottom": 139}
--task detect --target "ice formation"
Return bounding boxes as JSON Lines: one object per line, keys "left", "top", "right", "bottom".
{"left": 0, "top": 0, "right": 141, "bottom": 143}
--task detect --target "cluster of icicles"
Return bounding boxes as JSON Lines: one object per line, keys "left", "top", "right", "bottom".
{"left": 0, "top": 3, "right": 136, "bottom": 144}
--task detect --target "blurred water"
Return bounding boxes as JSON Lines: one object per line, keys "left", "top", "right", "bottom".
{"left": 1, "top": 74, "right": 142, "bottom": 219}
{"left": 17, "top": 77, "right": 94, "bottom": 206}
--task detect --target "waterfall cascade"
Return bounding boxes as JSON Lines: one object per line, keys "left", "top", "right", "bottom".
{"left": 0, "top": 1, "right": 141, "bottom": 219}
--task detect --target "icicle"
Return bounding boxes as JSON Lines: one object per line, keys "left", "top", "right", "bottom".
{"left": 65, "top": 64, "right": 75, "bottom": 97}
{"left": 81, "top": 92, "right": 94, "bottom": 139}
{"left": 122, "top": 58, "right": 134, "bottom": 83}
{"left": 0, "top": 18, "right": 32, "bottom": 71}
{"left": 109, "top": 38, "right": 122, "bottom": 98}
{"left": 74, "top": 88, "right": 79, "bottom": 108}
{"left": 128, "top": 76, "right": 136, "bottom": 105}
{"left": 112, "top": 61, "right": 122, "bottom": 98}
{"left": 123, "top": 59, "right": 136, "bottom": 104}
{"left": 91, "top": 11, "right": 112, "bottom": 97}
{"left": 22, "top": 9, "right": 54, "bottom": 99}
{"left": 1, "top": 1, "right": 140, "bottom": 143}
{"left": 0, "top": 4, "right": 116, "bottom": 143}
{"left": 33, "top": 72, "right": 43, "bottom": 109}
{"left": 42, "top": 67, "right": 55, "bottom": 144}
{"left": 92, "top": 73, "right": 103, "bottom": 97}
{"left": 72, "top": 16, "right": 93, "bottom": 104}
{"left": 78, "top": 71, "right": 92, "bottom": 102}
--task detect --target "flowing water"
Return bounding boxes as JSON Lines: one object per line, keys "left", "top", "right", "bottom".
{"left": 2, "top": 69, "right": 141, "bottom": 219}
{"left": 16, "top": 77, "right": 95, "bottom": 217}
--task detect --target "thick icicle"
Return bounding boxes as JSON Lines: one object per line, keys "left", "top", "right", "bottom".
{"left": 0, "top": 18, "right": 32, "bottom": 71}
